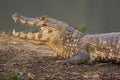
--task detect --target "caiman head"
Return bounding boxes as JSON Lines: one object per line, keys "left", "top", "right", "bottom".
{"left": 12, "top": 13, "right": 84, "bottom": 58}
{"left": 12, "top": 13, "right": 70, "bottom": 45}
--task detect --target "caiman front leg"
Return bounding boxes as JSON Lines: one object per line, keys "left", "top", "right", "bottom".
{"left": 12, "top": 29, "right": 44, "bottom": 45}
{"left": 61, "top": 50, "right": 90, "bottom": 65}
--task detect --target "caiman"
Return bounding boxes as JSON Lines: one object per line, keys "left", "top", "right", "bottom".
{"left": 12, "top": 13, "right": 120, "bottom": 64}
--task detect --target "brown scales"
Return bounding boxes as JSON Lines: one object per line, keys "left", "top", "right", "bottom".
{"left": 12, "top": 13, "right": 120, "bottom": 63}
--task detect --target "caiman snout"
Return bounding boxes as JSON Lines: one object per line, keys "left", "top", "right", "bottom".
{"left": 12, "top": 13, "right": 46, "bottom": 27}
{"left": 12, "top": 13, "right": 20, "bottom": 22}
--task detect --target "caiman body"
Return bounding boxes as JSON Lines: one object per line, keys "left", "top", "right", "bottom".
{"left": 12, "top": 13, "right": 120, "bottom": 64}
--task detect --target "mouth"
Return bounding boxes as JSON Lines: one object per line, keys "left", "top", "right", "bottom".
{"left": 12, "top": 13, "right": 46, "bottom": 26}
{"left": 12, "top": 13, "right": 43, "bottom": 40}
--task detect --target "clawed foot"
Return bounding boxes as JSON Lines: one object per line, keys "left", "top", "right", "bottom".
{"left": 56, "top": 59, "right": 95, "bottom": 65}
{"left": 56, "top": 60, "right": 84, "bottom": 65}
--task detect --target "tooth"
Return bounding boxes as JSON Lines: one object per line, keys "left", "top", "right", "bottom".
{"left": 27, "top": 22, "right": 34, "bottom": 26}
{"left": 19, "top": 32, "right": 27, "bottom": 38}
{"left": 12, "top": 29, "right": 20, "bottom": 36}
{"left": 14, "top": 19, "right": 17, "bottom": 23}
{"left": 34, "top": 33, "right": 42, "bottom": 40}
{"left": 27, "top": 32, "right": 34, "bottom": 39}
{"left": 12, "top": 29, "right": 15, "bottom": 35}
{"left": 13, "top": 18, "right": 18, "bottom": 23}
{"left": 20, "top": 19, "right": 26, "bottom": 24}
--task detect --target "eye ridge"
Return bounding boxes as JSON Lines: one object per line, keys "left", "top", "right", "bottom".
{"left": 38, "top": 15, "right": 48, "bottom": 20}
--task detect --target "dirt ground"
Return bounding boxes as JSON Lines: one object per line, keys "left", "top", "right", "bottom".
{"left": 0, "top": 33, "right": 120, "bottom": 80}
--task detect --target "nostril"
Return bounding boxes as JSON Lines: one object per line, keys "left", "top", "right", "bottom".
{"left": 12, "top": 13, "right": 20, "bottom": 22}
{"left": 12, "top": 13, "right": 20, "bottom": 18}
{"left": 38, "top": 15, "right": 48, "bottom": 20}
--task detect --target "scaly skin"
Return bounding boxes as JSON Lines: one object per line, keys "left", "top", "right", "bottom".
{"left": 12, "top": 13, "right": 120, "bottom": 63}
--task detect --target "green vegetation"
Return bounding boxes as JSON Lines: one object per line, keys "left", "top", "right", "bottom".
{"left": 27, "top": 72, "right": 35, "bottom": 80}
{"left": 7, "top": 69, "right": 22, "bottom": 80}
{"left": 82, "top": 59, "right": 96, "bottom": 65}
{"left": 0, "top": 69, "right": 35, "bottom": 80}
{"left": 74, "top": 24, "right": 87, "bottom": 33}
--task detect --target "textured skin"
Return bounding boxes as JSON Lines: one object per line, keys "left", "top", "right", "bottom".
{"left": 12, "top": 13, "right": 120, "bottom": 63}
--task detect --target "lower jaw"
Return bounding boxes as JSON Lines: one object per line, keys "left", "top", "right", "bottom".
{"left": 12, "top": 29, "right": 42, "bottom": 40}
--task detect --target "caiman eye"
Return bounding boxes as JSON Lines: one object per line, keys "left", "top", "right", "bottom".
{"left": 38, "top": 15, "right": 48, "bottom": 20}
{"left": 37, "top": 15, "right": 48, "bottom": 26}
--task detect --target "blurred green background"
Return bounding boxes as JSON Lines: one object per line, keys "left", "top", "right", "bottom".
{"left": 0, "top": 0, "right": 120, "bottom": 33}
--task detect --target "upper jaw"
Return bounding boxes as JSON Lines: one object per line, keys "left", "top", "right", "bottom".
{"left": 12, "top": 13, "right": 45, "bottom": 27}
